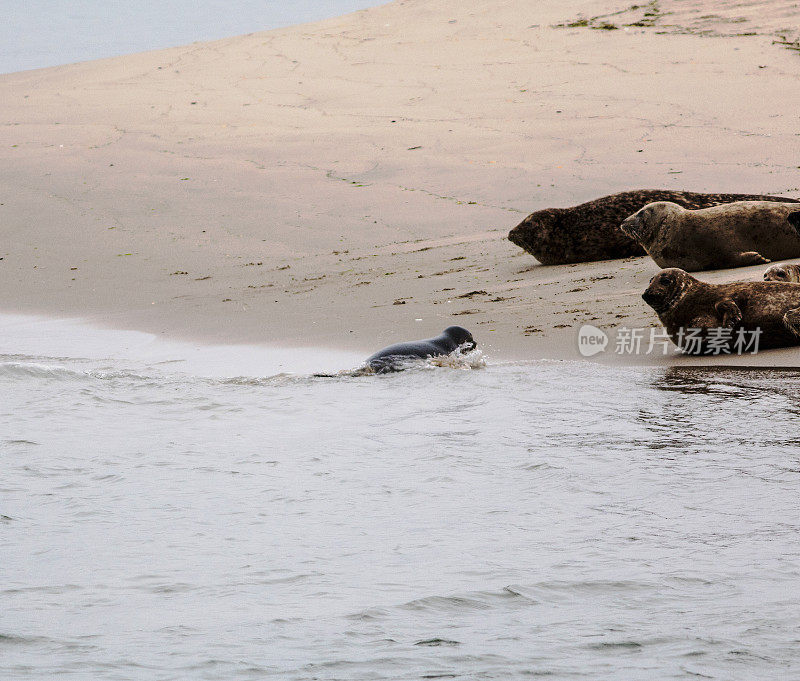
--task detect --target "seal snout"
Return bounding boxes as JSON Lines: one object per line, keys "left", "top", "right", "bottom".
{"left": 619, "top": 214, "right": 638, "bottom": 238}
{"left": 764, "top": 264, "right": 789, "bottom": 282}
{"left": 641, "top": 268, "right": 688, "bottom": 313}
{"left": 444, "top": 325, "right": 477, "bottom": 351}
{"left": 641, "top": 288, "right": 661, "bottom": 306}
{"left": 641, "top": 284, "right": 669, "bottom": 311}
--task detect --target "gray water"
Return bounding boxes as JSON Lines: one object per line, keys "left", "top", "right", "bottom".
{"left": 3, "top": 316, "right": 800, "bottom": 680}
{"left": 0, "top": 0, "right": 385, "bottom": 75}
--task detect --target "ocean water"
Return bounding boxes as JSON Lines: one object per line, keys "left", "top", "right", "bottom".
{"left": 3, "top": 316, "right": 800, "bottom": 680}
{"left": 0, "top": 0, "right": 385, "bottom": 75}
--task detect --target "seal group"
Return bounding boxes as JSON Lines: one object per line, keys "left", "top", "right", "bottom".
{"left": 508, "top": 190, "right": 799, "bottom": 265}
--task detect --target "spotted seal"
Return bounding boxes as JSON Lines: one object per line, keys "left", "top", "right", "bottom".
{"left": 620, "top": 200, "right": 800, "bottom": 271}
{"left": 507, "top": 190, "right": 798, "bottom": 265}
{"left": 642, "top": 268, "right": 800, "bottom": 353}
{"left": 366, "top": 326, "right": 476, "bottom": 372}
{"left": 764, "top": 263, "right": 800, "bottom": 283}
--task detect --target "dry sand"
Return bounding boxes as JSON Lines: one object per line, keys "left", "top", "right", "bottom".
{"left": 1, "top": 0, "right": 799, "bottom": 365}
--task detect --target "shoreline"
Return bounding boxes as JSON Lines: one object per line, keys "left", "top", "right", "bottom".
{"left": 0, "top": 1, "right": 391, "bottom": 76}
{"left": 0, "top": 312, "right": 366, "bottom": 377}
{"left": 7, "top": 306, "right": 800, "bottom": 372}
{"left": 2, "top": 0, "right": 799, "bottom": 365}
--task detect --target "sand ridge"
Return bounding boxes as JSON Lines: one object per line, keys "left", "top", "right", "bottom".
{"left": 0, "top": 0, "right": 798, "bottom": 363}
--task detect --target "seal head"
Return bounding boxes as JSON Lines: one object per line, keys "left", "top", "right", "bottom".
{"left": 507, "top": 208, "right": 570, "bottom": 265}
{"left": 620, "top": 201, "right": 681, "bottom": 243}
{"left": 442, "top": 325, "right": 477, "bottom": 351}
{"left": 764, "top": 263, "right": 800, "bottom": 283}
{"left": 642, "top": 268, "right": 693, "bottom": 314}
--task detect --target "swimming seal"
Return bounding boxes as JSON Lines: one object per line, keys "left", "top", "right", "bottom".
{"left": 366, "top": 326, "right": 476, "bottom": 372}
{"left": 620, "top": 200, "right": 800, "bottom": 271}
{"left": 642, "top": 268, "right": 800, "bottom": 353}
{"left": 764, "top": 262, "right": 800, "bottom": 283}
{"left": 508, "top": 190, "right": 799, "bottom": 265}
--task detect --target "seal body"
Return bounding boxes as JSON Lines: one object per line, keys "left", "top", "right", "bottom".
{"left": 764, "top": 262, "right": 800, "bottom": 283}
{"left": 366, "top": 326, "right": 476, "bottom": 372}
{"left": 508, "top": 190, "right": 799, "bottom": 265}
{"left": 621, "top": 200, "right": 800, "bottom": 271}
{"left": 642, "top": 268, "right": 800, "bottom": 353}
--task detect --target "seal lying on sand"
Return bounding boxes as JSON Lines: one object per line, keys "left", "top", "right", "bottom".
{"left": 366, "top": 326, "right": 476, "bottom": 372}
{"left": 642, "top": 268, "right": 800, "bottom": 353}
{"left": 620, "top": 201, "right": 800, "bottom": 271}
{"left": 508, "top": 190, "right": 799, "bottom": 265}
{"left": 764, "top": 263, "right": 800, "bottom": 283}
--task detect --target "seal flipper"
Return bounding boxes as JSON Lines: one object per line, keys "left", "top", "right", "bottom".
{"left": 368, "top": 354, "right": 413, "bottom": 374}
{"left": 783, "top": 307, "right": 800, "bottom": 338}
{"left": 714, "top": 299, "right": 743, "bottom": 329}
{"left": 789, "top": 211, "right": 800, "bottom": 232}
{"left": 730, "top": 251, "right": 771, "bottom": 267}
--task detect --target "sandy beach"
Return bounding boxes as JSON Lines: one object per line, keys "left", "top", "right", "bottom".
{"left": 1, "top": 0, "right": 798, "bottom": 364}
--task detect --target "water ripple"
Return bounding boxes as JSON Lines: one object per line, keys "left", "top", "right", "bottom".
{"left": 4, "top": 356, "right": 800, "bottom": 680}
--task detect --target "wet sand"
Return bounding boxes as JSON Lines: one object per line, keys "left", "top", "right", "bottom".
{"left": 1, "top": 0, "right": 798, "bottom": 363}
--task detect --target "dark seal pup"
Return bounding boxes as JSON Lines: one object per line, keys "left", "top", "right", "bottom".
{"left": 508, "top": 190, "right": 799, "bottom": 265}
{"left": 366, "top": 326, "right": 476, "bottom": 372}
{"left": 620, "top": 200, "right": 800, "bottom": 271}
{"left": 642, "top": 268, "right": 800, "bottom": 353}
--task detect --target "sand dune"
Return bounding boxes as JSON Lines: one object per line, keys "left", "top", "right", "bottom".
{"left": 1, "top": 0, "right": 798, "bottom": 363}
